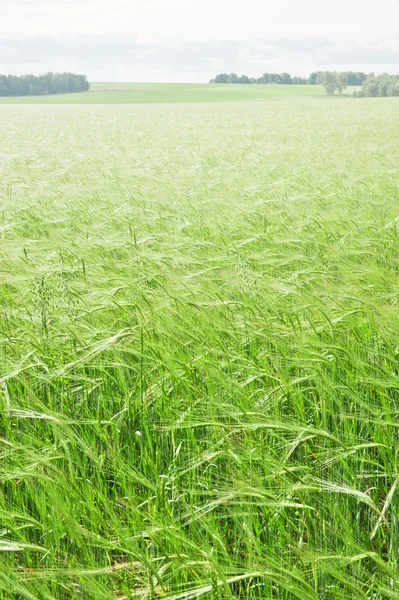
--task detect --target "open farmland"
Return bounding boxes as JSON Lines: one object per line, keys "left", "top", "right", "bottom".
{"left": 0, "top": 82, "right": 324, "bottom": 104}
{"left": 1, "top": 95, "right": 399, "bottom": 599}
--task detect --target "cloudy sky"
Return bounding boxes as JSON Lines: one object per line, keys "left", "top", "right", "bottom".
{"left": 1, "top": 0, "right": 399, "bottom": 82}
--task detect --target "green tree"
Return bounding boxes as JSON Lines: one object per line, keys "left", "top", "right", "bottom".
{"left": 210, "top": 73, "right": 228, "bottom": 84}
{"left": 308, "top": 72, "right": 321, "bottom": 85}
{"left": 236, "top": 75, "right": 251, "bottom": 84}
{"left": 281, "top": 73, "right": 293, "bottom": 84}
{"left": 355, "top": 74, "right": 399, "bottom": 97}
{"left": 318, "top": 71, "right": 348, "bottom": 95}
{"left": 346, "top": 71, "right": 367, "bottom": 86}
{"left": 0, "top": 72, "right": 90, "bottom": 97}
{"left": 292, "top": 76, "right": 307, "bottom": 85}
{"left": 336, "top": 72, "right": 349, "bottom": 94}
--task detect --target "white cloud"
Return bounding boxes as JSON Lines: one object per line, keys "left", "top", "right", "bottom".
{"left": 0, "top": 35, "right": 398, "bottom": 83}
{"left": 1, "top": 0, "right": 399, "bottom": 80}
{"left": 2, "top": 0, "right": 399, "bottom": 40}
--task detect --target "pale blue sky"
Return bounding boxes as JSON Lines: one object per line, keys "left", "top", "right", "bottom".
{"left": 1, "top": 0, "right": 399, "bottom": 81}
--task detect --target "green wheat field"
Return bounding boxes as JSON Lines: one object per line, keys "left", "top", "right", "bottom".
{"left": 1, "top": 88, "right": 399, "bottom": 599}
{"left": 0, "top": 82, "right": 324, "bottom": 104}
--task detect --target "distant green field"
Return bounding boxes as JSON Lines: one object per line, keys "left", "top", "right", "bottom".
{"left": 0, "top": 82, "right": 325, "bottom": 104}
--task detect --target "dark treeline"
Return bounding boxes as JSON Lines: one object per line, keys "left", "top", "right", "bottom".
{"left": 0, "top": 72, "right": 90, "bottom": 97}
{"left": 354, "top": 74, "right": 399, "bottom": 97}
{"left": 210, "top": 71, "right": 369, "bottom": 86}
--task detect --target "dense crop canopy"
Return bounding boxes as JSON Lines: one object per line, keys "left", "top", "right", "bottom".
{"left": 1, "top": 97, "right": 399, "bottom": 598}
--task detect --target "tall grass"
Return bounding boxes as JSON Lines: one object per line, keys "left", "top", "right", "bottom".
{"left": 1, "top": 98, "right": 399, "bottom": 598}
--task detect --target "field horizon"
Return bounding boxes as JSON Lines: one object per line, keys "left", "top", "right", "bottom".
{"left": 0, "top": 82, "right": 326, "bottom": 104}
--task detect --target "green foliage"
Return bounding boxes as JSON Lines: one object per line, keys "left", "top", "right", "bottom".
{"left": 308, "top": 72, "right": 320, "bottom": 85}
{"left": 293, "top": 76, "right": 308, "bottom": 84}
{"left": 318, "top": 71, "right": 349, "bottom": 95}
{"left": 262, "top": 73, "right": 282, "bottom": 84}
{"left": 354, "top": 74, "right": 399, "bottom": 97}
{"left": 0, "top": 72, "right": 90, "bottom": 97}
{"left": 210, "top": 71, "right": 368, "bottom": 86}
{"left": 280, "top": 73, "right": 292, "bottom": 84}
{"left": 346, "top": 71, "right": 369, "bottom": 86}
{"left": 218, "top": 74, "right": 254, "bottom": 85}
{"left": 212, "top": 73, "right": 229, "bottom": 84}
{"left": 1, "top": 95, "right": 399, "bottom": 599}
{"left": 310, "top": 71, "right": 368, "bottom": 86}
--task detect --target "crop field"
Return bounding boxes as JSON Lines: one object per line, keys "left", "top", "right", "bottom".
{"left": 0, "top": 82, "right": 324, "bottom": 104}
{"left": 1, "top": 95, "right": 399, "bottom": 599}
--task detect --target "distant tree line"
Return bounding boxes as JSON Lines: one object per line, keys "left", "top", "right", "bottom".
{"left": 210, "top": 71, "right": 368, "bottom": 86}
{"left": 314, "top": 72, "right": 399, "bottom": 96}
{"left": 354, "top": 74, "right": 399, "bottom": 97}
{"left": 0, "top": 73, "right": 90, "bottom": 97}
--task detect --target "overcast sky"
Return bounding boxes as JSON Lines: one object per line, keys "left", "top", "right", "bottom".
{"left": 1, "top": 0, "right": 399, "bottom": 82}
